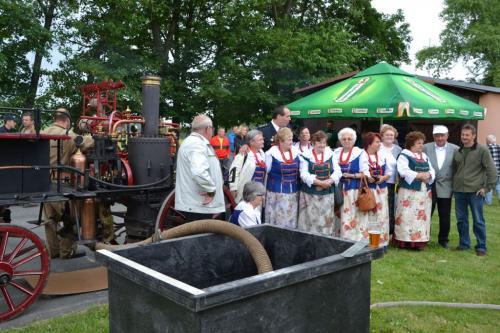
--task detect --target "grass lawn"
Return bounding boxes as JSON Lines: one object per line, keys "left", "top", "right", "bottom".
{"left": 5, "top": 200, "right": 500, "bottom": 332}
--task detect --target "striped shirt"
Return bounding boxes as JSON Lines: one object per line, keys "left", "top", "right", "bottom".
{"left": 487, "top": 144, "right": 500, "bottom": 174}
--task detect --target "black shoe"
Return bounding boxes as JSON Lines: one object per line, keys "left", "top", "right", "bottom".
{"left": 60, "top": 249, "right": 86, "bottom": 259}
{"left": 439, "top": 242, "right": 449, "bottom": 249}
{"left": 476, "top": 250, "right": 486, "bottom": 257}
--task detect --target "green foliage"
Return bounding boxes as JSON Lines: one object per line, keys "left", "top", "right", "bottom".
{"left": 1, "top": 0, "right": 411, "bottom": 125}
{"left": 0, "top": 0, "right": 77, "bottom": 107}
{"left": 416, "top": 0, "right": 500, "bottom": 86}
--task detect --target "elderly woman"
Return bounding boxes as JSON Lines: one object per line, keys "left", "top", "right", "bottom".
{"left": 265, "top": 127, "right": 300, "bottom": 228}
{"left": 293, "top": 127, "right": 311, "bottom": 153}
{"left": 359, "top": 132, "right": 392, "bottom": 246}
{"left": 230, "top": 182, "right": 265, "bottom": 227}
{"left": 395, "top": 131, "right": 435, "bottom": 250}
{"left": 229, "top": 129, "right": 266, "bottom": 203}
{"left": 298, "top": 131, "right": 341, "bottom": 235}
{"left": 334, "top": 127, "right": 364, "bottom": 241}
{"left": 380, "top": 124, "right": 401, "bottom": 237}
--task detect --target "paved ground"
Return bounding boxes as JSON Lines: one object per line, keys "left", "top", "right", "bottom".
{"left": 0, "top": 205, "right": 112, "bottom": 330}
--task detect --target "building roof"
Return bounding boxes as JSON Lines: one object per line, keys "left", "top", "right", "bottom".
{"left": 293, "top": 71, "right": 500, "bottom": 95}
{"left": 416, "top": 76, "right": 500, "bottom": 94}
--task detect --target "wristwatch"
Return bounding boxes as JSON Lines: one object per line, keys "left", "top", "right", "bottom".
{"left": 206, "top": 191, "right": 216, "bottom": 197}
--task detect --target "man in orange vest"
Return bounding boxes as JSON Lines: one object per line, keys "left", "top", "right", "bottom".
{"left": 210, "top": 127, "right": 231, "bottom": 182}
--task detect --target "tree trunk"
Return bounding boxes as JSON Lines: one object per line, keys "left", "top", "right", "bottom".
{"left": 25, "top": 0, "right": 57, "bottom": 107}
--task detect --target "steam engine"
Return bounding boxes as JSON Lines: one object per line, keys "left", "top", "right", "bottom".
{"left": 77, "top": 76, "right": 178, "bottom": 240}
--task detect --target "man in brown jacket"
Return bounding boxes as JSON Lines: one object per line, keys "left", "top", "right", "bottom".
{"left": 42, "top": 108, "right": 93, "bottom": 258}
{"left": 452, "top": 124, "right": 497, "bottom": 256}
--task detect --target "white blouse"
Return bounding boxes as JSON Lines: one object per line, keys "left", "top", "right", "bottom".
{"left": 359, "top": 149, "right": 393, "bottom": 179}
{"left": 397, "top": 149, "right": 435, "bottom": 185}
{"left": 234, "top": 201, "right": 262, "bottom": 227}
{"left": 293, "top": 141, "right": 312, "bottom": 154}
{"left": 299, "top": 147, "right": 342, "bottom": 187}
{"left": 265, "top": 145, "right": 301, "bottom": 172}
{"left": 380, "top": 145, "right": 398, "bottom": 184}
{"left": 332, "top": 146, "right": 363, "bottom": 165}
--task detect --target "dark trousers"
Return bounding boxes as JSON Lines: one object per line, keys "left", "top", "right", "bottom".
{"left": 387, "top": 183, "right": 396, "bottom": 235}
{"left": 431, "top": 185, "right": 452, "bottom": 244}
{"left": 177, "top": 211, "right": 223, "bottom": 223}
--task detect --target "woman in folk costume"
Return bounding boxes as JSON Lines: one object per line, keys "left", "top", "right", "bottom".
{"left": 359, "top": 132, "right": 393, "bottom": 247}
{"left": 333, "top": 127, "right": 365, "bottom": 241}
{"left": 293, "top": 127, "right": 312, "bottom": 153}
{"left": 298, "top": 131, "right": 342, "bottom": 236}
{"left": 379, "top": 124, "right": 401, "bottom": 237}
{"left": 229, "top": 129, "right": 266, "bottom": 203}
{"left": 265, "top": 127, "right": 300, "bottom": 228}
{"left": 394, "top": 131, "right": 435, "bottom": 249}
{"left": 230, "top": 182, "right": 265, "bottom": 227}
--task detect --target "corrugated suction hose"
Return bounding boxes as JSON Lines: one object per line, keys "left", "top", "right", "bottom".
{"left": 96, "top": 220, "right": 273, "bottom": 274}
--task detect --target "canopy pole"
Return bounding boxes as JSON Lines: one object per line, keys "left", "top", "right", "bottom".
{"left": 380, "top": 117, "right": 383, "bottom": 128}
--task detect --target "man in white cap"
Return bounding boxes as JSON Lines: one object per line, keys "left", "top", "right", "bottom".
{"left": 423, "top": 125, "right": 458, "bottom": 249}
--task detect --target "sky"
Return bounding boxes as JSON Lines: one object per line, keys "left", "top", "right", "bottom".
{"left": 371, "top": 0, "right": 469, "bottom": 81}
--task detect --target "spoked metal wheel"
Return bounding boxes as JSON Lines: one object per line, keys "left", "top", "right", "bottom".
{"left": 155, "top": 187, "right": 236, "bottom": 232}
{"left": 0, "top": 224, "right": 49, "bottom": 321}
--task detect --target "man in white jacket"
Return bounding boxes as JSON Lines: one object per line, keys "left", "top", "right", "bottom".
{"left": 175, "top": 115, "right": 225, "bottom": 221}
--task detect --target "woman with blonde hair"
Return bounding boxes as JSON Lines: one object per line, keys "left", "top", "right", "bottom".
{"left": 380, "top": 124, "right": 401, "bottom": 237}
{"left": 298, "top": 131, "right": 341, "bottom": 235}
{"left": 265, "top": 127, "right": 300, "bottom": 228}
{"left": 234, "top": 124, "right": 248, "bottom": 155}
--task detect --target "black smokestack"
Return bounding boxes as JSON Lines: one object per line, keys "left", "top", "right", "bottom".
{"left": 141, "top": 75, "right": 161, "bottom": 136}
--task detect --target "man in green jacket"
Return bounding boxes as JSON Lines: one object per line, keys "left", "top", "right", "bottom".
{"left": 452, "top": 124, "right": 497, "bottom": 256}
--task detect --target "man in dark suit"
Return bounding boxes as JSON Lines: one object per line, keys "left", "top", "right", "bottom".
{"left": 423, "top": 125, "right": 459, "bottom": 249}
{"left": 258, "top": 105, "right": 291, "bottom": 151}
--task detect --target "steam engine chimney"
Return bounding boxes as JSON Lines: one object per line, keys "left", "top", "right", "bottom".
{"left": 141, "top": 75, "right": 161, "bottom": 136}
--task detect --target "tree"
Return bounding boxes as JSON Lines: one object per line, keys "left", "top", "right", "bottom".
{"left": 0, "top": 0, "right": 76, "bottom": 107}
{"left": 416, "top": 0, "right": 500, "bottom": 86}
{"left": 3, "top": 0, "right": 411, "bottom": 126}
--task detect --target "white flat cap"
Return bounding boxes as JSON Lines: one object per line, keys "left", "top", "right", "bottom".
{"left": 433, "top": 125, "right": 448, "bottom": 134}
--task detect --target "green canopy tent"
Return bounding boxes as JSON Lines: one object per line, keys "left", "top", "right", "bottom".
{"left": 287, "top": 62, "right": 485, "bottom": 121}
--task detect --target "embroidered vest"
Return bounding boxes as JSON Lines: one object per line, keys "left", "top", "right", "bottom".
{"left": 229, "top": 210, "right": 243, "bottom": 225}
{"left": 266, "top": 156, "right": 300, "bottom": 193}
{"left": 339, "top": 154, "right": 361, "bottom": 191}
{"left": 367, "top": 163, "right": 387, "bottom": 189}
{"left": 399, "top": 153, "right": 431, "bottom": 191}
{"left": 301, "top": 157, "right": 334, "bottom": 195}
{"left": 251, "top": 164, "right": 266, "bottom": 184}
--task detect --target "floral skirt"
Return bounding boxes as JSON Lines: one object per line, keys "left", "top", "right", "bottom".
{"left": 298, "top": 192, "right": 338, "bottom": 236}
{"left": 394, "top": 184, "right": 432, "bottom": 248}
{"left": 340, "top": 187, "right": 390, "bottom": 246}
{"left": 265, "top": 191, "right": 298, "bottom": 229}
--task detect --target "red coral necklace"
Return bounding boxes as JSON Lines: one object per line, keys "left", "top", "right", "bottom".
{"left": 339, "top": 147, "right": 353, "bottom": 165}
{"left": 279, "top": 147, "right": 294, "bottom": 164}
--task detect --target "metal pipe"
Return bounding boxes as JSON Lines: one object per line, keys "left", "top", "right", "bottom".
{"left": 0, "top": 165, "right": 171, "bottom": 189}
{"left": 111, "top": 119, "right": 145, "bottom": 135}
{"left": 81, "top": 198, "right": 96, "bottom": 240}
{"left": 108, "top": 111, "right": 119, "bottom": 133}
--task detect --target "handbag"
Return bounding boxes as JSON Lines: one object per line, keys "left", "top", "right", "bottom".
{"left": 356, "top": 176, "right": 377, "bottom": 211}
{"left": 334, "top": 181, "right": 344, "bottom": 208}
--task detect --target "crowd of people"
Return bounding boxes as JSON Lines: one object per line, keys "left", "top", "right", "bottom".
{"left": 175, "top": 106, "right": 498, "bottom": 256}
